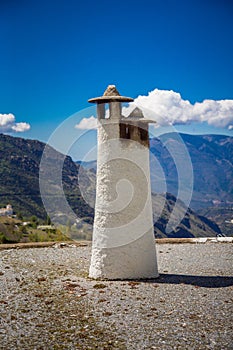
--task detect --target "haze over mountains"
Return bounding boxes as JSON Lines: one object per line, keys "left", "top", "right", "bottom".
{"left": 150, "top": 133, "right": 233, "bottom": 210}
{"left": 80, "top": 133, "right": 233, "bottom": 210}
{"left": 0, "top": 132, "right": 232, "bottom": 237}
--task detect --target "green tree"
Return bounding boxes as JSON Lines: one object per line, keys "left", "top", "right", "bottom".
{"left": 17, "top": 212, "right": 23, "bottom": 221}
{"left": 66, "top": 219, "right": 71, "bottom": 237}
{"left": 30, "top": 215, "right": 39, "bottom": 229}
{"left": 45, "top": 215, "right": 51, "bottom": 225}
{"left": 0, "top": 232, "right": 6, "bottom": 243}
{"left": 19, "top": 225, "right": 27, "bottom": 235}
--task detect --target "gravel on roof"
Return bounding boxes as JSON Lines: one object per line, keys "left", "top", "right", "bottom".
{"left": 0, "top": 243, "right": 232, "bottom": 349}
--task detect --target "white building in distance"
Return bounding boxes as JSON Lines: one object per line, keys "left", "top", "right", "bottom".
{"left": 0, "top": 204, "right": 13, "bottom": 217}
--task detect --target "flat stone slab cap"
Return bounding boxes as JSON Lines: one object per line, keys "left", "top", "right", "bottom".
{"left": 121, "top": 106, "right": 157, "bottom": 124}
{"left": 121, "top": 117, "right": 157, "bottom": 124}
{"left": 88, "top": 85, "right": 134, "bottom": 103}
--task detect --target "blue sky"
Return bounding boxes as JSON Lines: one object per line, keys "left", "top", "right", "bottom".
{"left": 0, "top": 0, "right": 233, "bottom": 158}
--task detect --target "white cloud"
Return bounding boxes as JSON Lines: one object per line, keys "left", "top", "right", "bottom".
{"left": 0, "top": 113, "right": 15, "bottom": 127}
{"left": 74, "top": 89, "right": 233, "bottom": 130}
{"left": 133, "top": 89, "right": 233, "bottom": 129}
{"left": 11, "top": 122, "right": 31, "bottom": 132}
{"left": 75, "top": 116, "right": 97, "bottom": 130}
{"left": 0, "top": 113, "right": 31, "bottom": 133}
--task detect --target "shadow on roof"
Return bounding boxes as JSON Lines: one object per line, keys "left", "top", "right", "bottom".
{"left": 150, "top": 273, "right": 233, "bottom": 288}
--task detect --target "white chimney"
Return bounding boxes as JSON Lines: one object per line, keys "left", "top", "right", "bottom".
{"left": 88, "top": 85, "right": 159, "bottom": 279}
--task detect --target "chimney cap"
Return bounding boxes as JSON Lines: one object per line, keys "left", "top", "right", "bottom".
{"left": 88, "top": 85, "right": 134, "bottom": 104}
{"left": 121, "top": 107, "right": 157, "bottom": 124}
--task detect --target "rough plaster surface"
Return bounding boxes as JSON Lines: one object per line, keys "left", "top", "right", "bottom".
{"left": 89, "top": 102, "right": 158, "bottom": 279}
{"left": 89, "top": 231, "right": 158, "bottom": 279}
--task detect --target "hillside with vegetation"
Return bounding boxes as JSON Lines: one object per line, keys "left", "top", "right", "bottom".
{"left": 0, "top": 216, "right": 69, "bottom": 244}
{"left": 0, "top": 133, "right": 94, "bottom": 222}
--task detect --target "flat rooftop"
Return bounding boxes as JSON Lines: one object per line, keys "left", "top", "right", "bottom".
{"left": 0, "top": 242, "right": 232, "bottom": 349}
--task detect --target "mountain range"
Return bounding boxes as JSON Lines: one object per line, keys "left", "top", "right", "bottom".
{"left": 80, "top": 133, "right": 233, "bottom": 211}
{"left": 0, "top": 132, "right": 231, "bottom": 237}
{"left": 150, "top": 133, "right": 233, "bottom": 210}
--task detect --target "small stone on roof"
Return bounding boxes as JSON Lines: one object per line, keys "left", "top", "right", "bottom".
{"left": 103, "top": 85, "right": 121, "bottom": 97}
{"left": 128, "top": 107, "right": 144, "bottom": 119}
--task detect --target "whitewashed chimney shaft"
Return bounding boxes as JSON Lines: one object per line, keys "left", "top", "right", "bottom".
{"left": 88, "top": 85, "right": 159, "bottom": 279}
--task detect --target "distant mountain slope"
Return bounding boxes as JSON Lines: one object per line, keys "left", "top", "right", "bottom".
{"left": 197, "top": 206, "right": 233, "bottom": 236}
{"left": 0, "top": 134, "right": 45, "bottom": 217}
{"left": 152, "top": 193, "right": 221, "bottom": 238}
{"left": 0, "top": 133, "right": 221, "bottom": 237}
{"left": 0, "top": 133, "right": 94, "bottom": 221}
{"left": 78, "top": 134, "right": 233, "bottom": 210}
{"left": 150, "top": 133, "right": 233, "bottom": 209}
